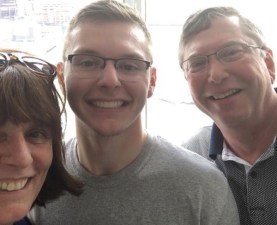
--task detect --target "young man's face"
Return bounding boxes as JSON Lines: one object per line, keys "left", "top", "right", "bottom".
{"left": 62, "top": 21, "right": 156, "bottom": 136}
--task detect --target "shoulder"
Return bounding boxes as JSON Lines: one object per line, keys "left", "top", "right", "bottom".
{"left": 182, "top": 125, "right": 212, "bottom": 148}
{"left": 147, "top": 134, "right": 220, "bottom": 177}
{"left": 64, "top": 137, "right": 80, "bottom": 172}
{"left": 65, "top": 137, "right": 77, "bottom": 151}
{"left": 64, "top": 137, "right": 77, "bottom": 159}
{"left": 147, "top": 134, "right": 239, "bottom": 223}
{"left": 148, "top": 133, "right": 209, "bottom": 162}
{"left": 181, "top": 125, "right": 212, "bottom": 160}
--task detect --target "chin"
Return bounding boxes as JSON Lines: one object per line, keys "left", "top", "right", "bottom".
{"left": 0, "top": 205, "right": 30, "bottom": 225}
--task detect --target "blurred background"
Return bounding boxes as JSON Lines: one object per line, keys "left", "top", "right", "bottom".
{"left": 1, "top": 0, "right": 276, "bottom": 144}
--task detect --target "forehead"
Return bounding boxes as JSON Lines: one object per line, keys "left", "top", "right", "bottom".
{"left": 67, "top": 20, "right": 150, "bottom": 59}
{"left": 183, "top": 17, "right": 249, "bottom": 59}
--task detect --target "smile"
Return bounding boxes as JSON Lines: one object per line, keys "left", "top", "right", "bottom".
{"left": 211, "top": 89, "right": 240, "bottom": 100}
{"left": 93, "top": 101, "right": 124, "bottom": 108}
{"left": 0, "top": 179, "right": 28, "bottom": 191}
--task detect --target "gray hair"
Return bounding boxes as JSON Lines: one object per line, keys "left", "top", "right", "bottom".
{"left": 178, "top": 6, "right": 266, "bottom": 67}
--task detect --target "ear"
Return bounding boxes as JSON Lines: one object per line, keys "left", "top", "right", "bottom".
{"left": 56, "top": 62, "right": 65, "bottom": 94}
{"left": 147, "top": 67, "right": 157, "bottom": 98}
{"left": 264, "top": 49, "right": 275, "bottom": 84}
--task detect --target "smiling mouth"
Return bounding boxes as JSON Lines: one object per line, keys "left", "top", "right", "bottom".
{"left": 92, "top": 101, "right": 125, "bottom": 108}
{"left": 0, "top": 179, "right": 28, "bottom": 191}
{"left": 210, "top": 89, "right": 240, "bottom": 100}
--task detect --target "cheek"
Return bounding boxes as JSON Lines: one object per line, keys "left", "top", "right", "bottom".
{"left": 131, "top": 78, "right": 151, "bottom": 96}
{"left": 236, "top": 57, "right": 265, "bottom": 81}
{"left": 187, "top": 77, "right": 205, "bottom": 98}
{"left": 65, "top": 73, "right": 78, "bottom": 93}
{"left": 64, "top": 66, "right": 84, "bottom": 94}
{"left": 65, "top": 74, "right": 86, "bottom": 103}
{"left": 33, "top": 143, "right": 53, "bottom": 172}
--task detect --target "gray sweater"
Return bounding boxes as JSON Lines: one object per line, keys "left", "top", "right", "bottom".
{"left": 30, "top": 134, "right": 239, "bottom": 225}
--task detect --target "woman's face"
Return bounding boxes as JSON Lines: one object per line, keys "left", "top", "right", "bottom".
{"left": 0, "top": 120, "right": 53, "bottom": 225}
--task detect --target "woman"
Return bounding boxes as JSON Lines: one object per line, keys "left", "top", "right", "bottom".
{"left": 0, "top": 49, "right": 83, "bottom": 225}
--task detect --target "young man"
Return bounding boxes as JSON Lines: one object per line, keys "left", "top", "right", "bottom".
{"left": 31, "top": 1, "right": 239, "bottom": 224}
{"left": 179, "top": 6, "right": 277, "bottom": 225}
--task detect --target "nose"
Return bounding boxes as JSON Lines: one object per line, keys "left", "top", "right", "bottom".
{"left": 97, "top": 60, "right": 121, "bottom": 88}
{"left": 207, "top": 55, "right": 229, "bottom": 84}
{"left": 0, "top": 134, "right": 33, "bottom": 168}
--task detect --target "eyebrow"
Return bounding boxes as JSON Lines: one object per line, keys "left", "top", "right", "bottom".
{"left": 71, "top": 49, "right": 146, "bottom": 61}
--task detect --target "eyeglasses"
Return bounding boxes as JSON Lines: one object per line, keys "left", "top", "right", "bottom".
{"left": 67, "top": 54, "right": 151, "bottom": 81}
{"left": 182, "top": 43, "right": 263, "bottom": 75}
{"left": 0, "top": 52, "right": 56, "bottom": 78}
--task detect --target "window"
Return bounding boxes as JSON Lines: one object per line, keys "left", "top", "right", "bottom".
{"left": 1, "top": 0, "right": 276, "bottom": 144}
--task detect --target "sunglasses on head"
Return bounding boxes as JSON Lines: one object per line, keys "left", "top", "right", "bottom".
{"left": 0, "top": 52, "right": 56, "bottom": 78}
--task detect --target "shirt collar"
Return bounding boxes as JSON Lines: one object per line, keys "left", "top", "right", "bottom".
{"left": 209, "top": 124, "right": 277, "bottom": 161}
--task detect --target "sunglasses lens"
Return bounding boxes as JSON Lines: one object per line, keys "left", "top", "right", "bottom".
{"left": 22, "top": 57, "right": 56, "bottom": 77}
{"left": 0, "top": 54, "right": 7, "bottom": 70}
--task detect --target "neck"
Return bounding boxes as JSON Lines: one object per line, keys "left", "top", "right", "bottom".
{"left": 220, "top": 120, "right": 277, "bottom": 164}
{"left": 217, "top": 95, "right": 277, "bottom": 164}
{"left": 75, "top": 122, "right": 147, "bottom": 176}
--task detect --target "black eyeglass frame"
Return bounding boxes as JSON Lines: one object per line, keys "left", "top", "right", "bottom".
{"left": 67, "top": 54, "right": 152, "bottom": 71}
{"left": 0, "top": 52, "right": 57, "bottom": 78}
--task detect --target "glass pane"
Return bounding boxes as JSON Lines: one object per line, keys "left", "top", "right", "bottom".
{"left": 1, "top": 0, "right": 276, "bottom": 144}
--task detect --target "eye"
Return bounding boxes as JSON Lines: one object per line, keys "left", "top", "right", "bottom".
{"left": 188, "top": 56, "right": 207, "bottom": 71}
{"left": 72, "top": 55, "right": 102, "bottom": 69}
{"left": 219, "top": 45, "right": 245, "bottom": 61}
{"left": 117, "top": 59, "right": 143, "bottom": 72}
{"left": 26, "top": 128, "right": 51, "bottom": 144}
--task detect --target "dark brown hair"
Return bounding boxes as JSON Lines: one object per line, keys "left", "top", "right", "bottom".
{"left": 0, "top": 49, "right": 83, "bottom": 206}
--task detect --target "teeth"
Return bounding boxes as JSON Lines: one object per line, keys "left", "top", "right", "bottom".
{"left": 212, "top": 89, "right": 239, "bottom": 100}
{"left": 93, "top": 101, "right": 123, "bottom": 108}
{"left": 0, "top": 179, "right": 28, "bottom": 191}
